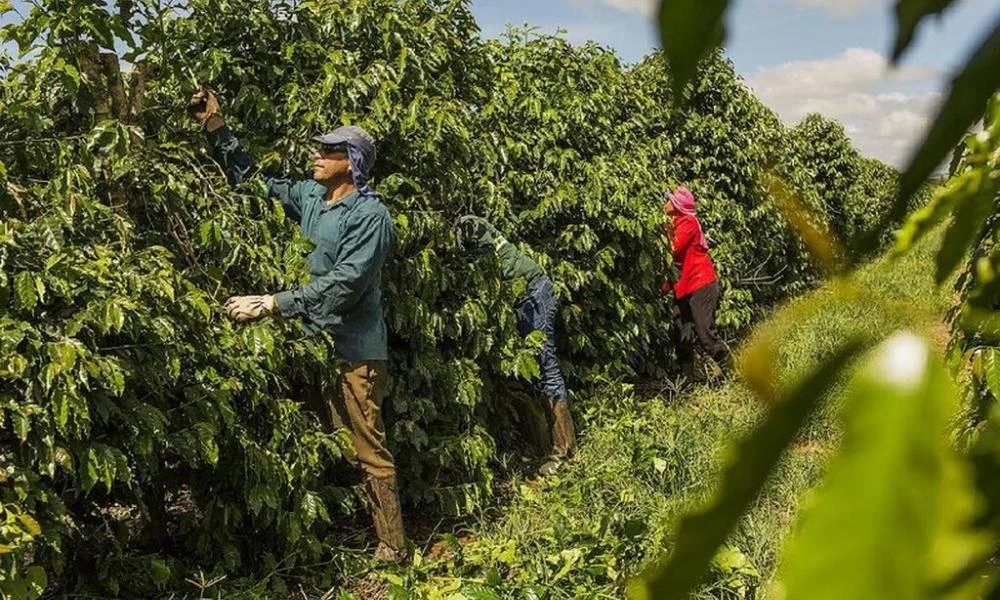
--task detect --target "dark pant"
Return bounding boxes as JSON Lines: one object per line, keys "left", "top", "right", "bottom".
{"left": 674, "top": 282, "right": 730, "bottom": 370}
{"left": 515, "top": 276, "right": 568, "bottom": 402}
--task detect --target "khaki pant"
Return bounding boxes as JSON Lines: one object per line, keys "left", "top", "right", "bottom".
{"left": 322, "top": 361, "right": 395, "bottom": 479}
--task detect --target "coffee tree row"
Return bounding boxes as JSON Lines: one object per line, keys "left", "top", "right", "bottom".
{"left": 0, "top": 0, "right": 913, "bottom": 595}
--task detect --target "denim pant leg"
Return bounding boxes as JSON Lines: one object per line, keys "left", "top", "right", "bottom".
{"left": 516, "top": 277, "right": 568, "bottom": 402}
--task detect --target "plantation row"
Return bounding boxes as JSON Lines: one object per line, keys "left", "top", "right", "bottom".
{"left": 911, "top": 92, "right": 1000, "bottom": 514}
{"left": 0, "top": 0, "right": 925, "bottom": 595}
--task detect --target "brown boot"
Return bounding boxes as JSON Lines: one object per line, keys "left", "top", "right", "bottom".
{"left": 364, "top": 473, "right": 407, "bottom": 563}
{"left": 539, "top": 399, "right": 578, "bottom": 476}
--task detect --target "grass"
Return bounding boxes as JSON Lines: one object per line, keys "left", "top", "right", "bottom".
{"left": 384, "top": 228, "right": 954, "bottom": 599}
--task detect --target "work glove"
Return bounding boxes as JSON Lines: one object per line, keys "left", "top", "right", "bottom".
{"left": 187, "top": 89, "right": 225, "bottom": 132}
{"left": 224, "top": 295, "right": 276, "bottom": 322}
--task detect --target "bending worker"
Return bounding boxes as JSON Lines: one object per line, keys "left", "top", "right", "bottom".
{"left": 661, "top": 187, "right": 732, "bottom": 380}
{"left": 456, "top": 215, "right": 577, "bottom": 475}
{"left": 188, "top": 91, "right": 406, "bottom": 562}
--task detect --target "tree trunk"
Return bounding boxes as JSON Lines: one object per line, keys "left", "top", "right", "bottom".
{"left": 127, "top": 61, "right": 149, "bottom": 126}
{"left": 99, "top": 52, "right": 128, "bottom": 122}
{"left": 76, "top": 42, "right": 110, "bottom": 125}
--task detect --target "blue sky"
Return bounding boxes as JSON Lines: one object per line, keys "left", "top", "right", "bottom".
{"left": 469, "top": 0, "right": 997, "bottom": 166}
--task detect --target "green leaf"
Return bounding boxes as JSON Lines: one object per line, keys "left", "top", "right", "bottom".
{"left": 81, "top": 448, "right": 100, "bottom": 492}
{"left": 34, "top": 274, "right": 45, "bottom": 303}
{"left": 627, "top": 341, "right": 868, "bottom": 600}
{"left": 986, "top": 92, "right": 1000, "bottom": 129}
{"left": 102, "top": 301, "right": 125, "bottom": 333}
{"left": 50, "top": 446, "right": 73, "bottom": 474}
{"left": 246, "top": 326, "right": 274, "bottom": 355}
{"left": 148, "top": 558, "right": 171, "bottom": 585}
{"left": 657, "top": 0, "right": 729, "bottom": 102}
{"left": 54, "top": 57, "right": 80, "bottom": 91}
{"left": 87, "top": 15, "right": 115, "bottom": 49}
{"left": 459, "top": 585, "right": 501, "bottom": 600}
{"left": 935, "top": 178, "right": 998, "bottom": 284}
{"left": 3, "top": 354, "right": 28, "bottom": 379}
{"left": 14, "top": 272, "right": 37, "bottom": 310}
{"left": 984, "top": 348, "right": 1000, "bottom": 400}
{"left": 897, "top": 20, "right": 1000, "bottom": 215}
{"left": 0, "top": 1, "right": 12, "bottom": 16}
{"left": 194, "top": 423, "right": 219, "bottom": 465}
{"left": 110, "top": 17, "right": 135, "bottom": 50}
{"left": 514, "top": 351, "right": 540, "bottom": 382}
{"left": 52, "top": 389, "right": 71, "bottom": 434}
{"left": 891, "top": 0, "right": 961, "bottom": 63}
{"left": 780, "top": 333, "right": 990, "bottom": 600}
{"left": 25, "top": 566, "right": 47, "bottom": 599}
{"left": 48, "top": 340, "right": 78, "bottom": 372}
{"left": 100, "top": 446, "right": 117, "bottom": 492}
{"left": 17, "top": 513, "right": 42, "bottom": 537}
{"left": 99, "top": 357, "right": 126, "bottom": 397}
{"left": 197, "top": 219, "right": 215, "bottom": 246}
{"left": 893, "top": 176, "right": 964, "bottom": 255}
{"left": 37, "top": 222, "right": 60, "bottom": 251}
{"left": 13, "top": 409, "right": 30, "bottom": 442}
{"left": 300, "top": 491, "right": 320, "bottom": 528}
{"left": 187, "top": 291, "right": 212, "bottom": 322}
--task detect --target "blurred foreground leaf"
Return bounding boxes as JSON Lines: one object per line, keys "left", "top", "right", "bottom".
{"left": 891, "top": 0, "right": 962, "bottom": 62}
{"left": 896, "top": 20, "right": 1000, "bottom": 220}
{"left": 657, "top": 0, "right": 728, "bottom": 102}
{"left": 779, "top": 332, "right": 990, "bottom": 600}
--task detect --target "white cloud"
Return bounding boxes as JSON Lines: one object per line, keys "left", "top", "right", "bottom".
{"left": 746, "top": 48, "right": 943, "bottom": 167}
{"left": 569, "top": 0, "right": 658, "bottom": 17}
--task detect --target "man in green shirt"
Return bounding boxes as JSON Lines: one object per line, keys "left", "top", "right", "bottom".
{"left": 456, "top": 216, "right": 578, "bottom": 475}
{"left": 188, "top": 91, "right": 405, "bottom": 562}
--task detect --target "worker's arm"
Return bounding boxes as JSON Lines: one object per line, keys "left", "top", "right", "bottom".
{"left": 274, "top": 207, "right": 395, "bottom": 320}
{"left": 205, "top": 125, "right": 309, "bottom": 222}
{"left": 190, "top": 90, "right": 309, "bottom": 221}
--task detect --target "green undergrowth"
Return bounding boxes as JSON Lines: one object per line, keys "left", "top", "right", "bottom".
{"left": 377, "top": 228, "right": 954, "bottom": 600}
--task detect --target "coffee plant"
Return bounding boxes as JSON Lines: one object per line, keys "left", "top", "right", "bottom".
{"left": 0, "top": 0, "right": 910, "bottom": 595}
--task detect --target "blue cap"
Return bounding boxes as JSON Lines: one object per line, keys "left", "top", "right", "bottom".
{"left": 313, "top": 125, "right": 377, "bottom": 193}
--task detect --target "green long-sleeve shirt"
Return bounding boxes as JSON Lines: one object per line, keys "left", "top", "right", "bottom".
{"left": 207, "top": 126, "right": 394, "bottom": 361}
{"left": 455, "top": 216, "right": 545, "bottom": 284}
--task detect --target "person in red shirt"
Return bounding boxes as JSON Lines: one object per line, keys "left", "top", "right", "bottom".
{"left": 661, "top": 187, "right": 732, "bottom": 380}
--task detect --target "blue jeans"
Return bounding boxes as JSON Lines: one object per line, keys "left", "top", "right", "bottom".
{"left": 515, "top": 276, "right": 568, "bottom": 402}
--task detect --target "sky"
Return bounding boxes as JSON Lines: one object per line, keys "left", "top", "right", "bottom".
{"left": 469, "top": 0, "right": 997, "bottom": 168}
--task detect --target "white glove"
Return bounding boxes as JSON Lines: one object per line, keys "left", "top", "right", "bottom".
{"left": 224, "top": 295, "right": 276, "bottom": 322}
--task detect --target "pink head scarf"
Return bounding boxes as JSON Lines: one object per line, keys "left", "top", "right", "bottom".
{"left": 667, "top": 187, "right": 709, "bottom": 251}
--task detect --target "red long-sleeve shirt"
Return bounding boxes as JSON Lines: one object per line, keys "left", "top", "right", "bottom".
{"left": 667, "top": 214, "right": 716, "bottom": 299}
